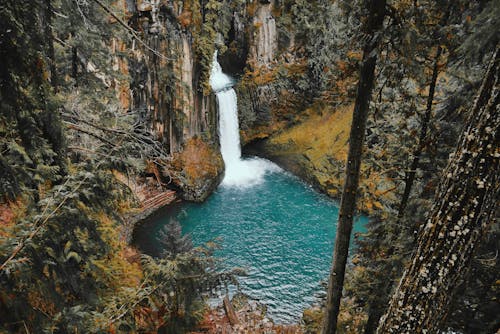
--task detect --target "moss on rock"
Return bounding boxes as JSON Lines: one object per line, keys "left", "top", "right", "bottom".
{"left": 169, "top": 137, "right": 224, "bottom": 202}
{"left": 245, "top": 103, "right": 397, "bottom": 213}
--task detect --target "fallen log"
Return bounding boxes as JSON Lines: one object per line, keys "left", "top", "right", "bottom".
{"left": 223, "top": 295, "right": 240, "bottom": 326}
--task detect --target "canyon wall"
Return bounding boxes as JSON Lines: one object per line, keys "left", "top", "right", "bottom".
{"left": 118, "top": 0, "right": 315, "bottom": 201}
{"left": 128, "top": 1, "right": 218, "bottom": 154}
{"left": 125, "top": 0, "right": 223, "bottom": 201}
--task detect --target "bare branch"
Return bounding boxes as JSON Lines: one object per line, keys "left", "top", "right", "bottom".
{"left": 90, "top": 0, "right": 172, "bottom": 60}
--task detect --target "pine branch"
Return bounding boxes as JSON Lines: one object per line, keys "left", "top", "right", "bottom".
{"left": 63, "top": 112, "right": 171, "bottom": 162}
{"left": 0, "top": 138, "right": 126, "bottom": 272}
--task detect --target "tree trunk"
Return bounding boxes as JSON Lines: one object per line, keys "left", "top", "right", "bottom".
{"left": 72, "top": 46, "right": 78, "bottom": 87}
{"left": 44, "top": 0, "right": 58, "bottom": 91}
{"left": 397, "top": 46, "right": 442, "bottom": 218}
{"left": 322, "top": 1, "right": 386, "bottom": 333}
{"left": 377, "top": 46, "right": 499, "bottom": 333}
{"left": 365, "top": 305, "right": 385, "bottom": 334}
{"left": 363, "top": 47, "right": 444, "bottom": 334}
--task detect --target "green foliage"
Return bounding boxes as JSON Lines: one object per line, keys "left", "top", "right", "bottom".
{"left": 343, "top": 1, "right": 500, "bottom": 332}
{"left": 2, "top": 0, "right": 498, "bottom": 332}
{"left": 0, "top": 1, "right": 241, "bottom": 331}
{"left": 0, "top": 163, "right": 127, "bottom": 332}
{"left": 458, "top": 0, "right": 500, "bottom": 63}
{"left": 192, "top": 0, "right": 232, "bottom": 94}
{"left": 0, "top": 0, "right": 66, "bottom": 201}
{"left": 52, "top": 0, "right": 127, "bottom": 86}
{"left": 158, "top": 220, "right": 193, "bottom": 259}
{"left": 90, "top": 239, "right": 238, "bottom": 333}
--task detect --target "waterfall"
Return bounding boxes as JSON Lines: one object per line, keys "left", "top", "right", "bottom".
{"left": 210, "top": 53, "right": 279, "bottom": 187}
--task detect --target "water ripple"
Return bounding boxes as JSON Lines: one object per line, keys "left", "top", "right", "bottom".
{"left": 135, "top": 168, "right": 367, "bottom": 324}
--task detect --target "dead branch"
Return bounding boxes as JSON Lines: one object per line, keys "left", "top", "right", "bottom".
{"left": 91, "top": 0, "right": 172, "bottom": 60}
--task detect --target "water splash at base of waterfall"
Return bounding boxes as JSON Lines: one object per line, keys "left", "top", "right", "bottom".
{"left": 210, "top": 53, "right": 279, "bottom": 188}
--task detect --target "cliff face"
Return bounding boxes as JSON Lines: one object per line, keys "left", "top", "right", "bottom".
{"left": 128, "top": 3, "right": 218, "bottom": 154}
{"left": 126, "top": 1, "right": 221, "bottom": 201}
{"left": 120, "top": 0, "right": 292, "bottom": 201}
{"left": 215, "top": 1, "right": 377, "bottom": 206}
{"left": 120, "top": 0, "right": 321, "bottom": 201}
{"left": 220, "top": 0, "right": 294, "bottom": 144}
{"left": 249, "top": 1, "right": 277, "bottom": 65}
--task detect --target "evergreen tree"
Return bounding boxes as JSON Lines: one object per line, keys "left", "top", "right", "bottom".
{"left": 345, "top": 1, "right": 499, "bottom": 332}
{"left": 0, "top": 1, "right": 236, "bottom": 332}
{"left": 159, "top": 220, "right": 193, "bottom": 259}
{"left": 0, "top": 0, "right": 66, "bottom": 201}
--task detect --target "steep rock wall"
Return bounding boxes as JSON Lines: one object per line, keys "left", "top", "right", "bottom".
{"left": 129, "top": 3, "right": 218, "bottom": 153}
{"left": 218, "top": 0, "right": 285, "bottom": 144}
{"left": 119, "top": 0, "right": 309, "bottom": 200}
{"left": 126, "top": 0, "right": 222, "bottom": 201}
{"left": 249, "top": 1, "right": 278, "bottom": 65}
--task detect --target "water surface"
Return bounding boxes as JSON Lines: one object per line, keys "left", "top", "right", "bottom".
{"left": 134, "top": 169, "right": 367, "bottom": 323}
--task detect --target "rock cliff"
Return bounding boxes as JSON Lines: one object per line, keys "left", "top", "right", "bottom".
{"left": 119, "top": 0, "right": 345, "bottom": 202}
{"left": 126, "top": 0, "right": 222, "bottom": 201}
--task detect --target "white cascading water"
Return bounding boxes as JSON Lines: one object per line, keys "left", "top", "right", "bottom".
{"left": 210, "top": 53, "right": 279, "bottom": 187}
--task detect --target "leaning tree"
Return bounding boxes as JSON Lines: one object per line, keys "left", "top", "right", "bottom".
{"left": 377, "top": 46, "right": 499, "bottom": 333}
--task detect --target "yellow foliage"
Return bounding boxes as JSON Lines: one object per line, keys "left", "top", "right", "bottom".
{"left": 270, "top": 103, "right": 354, "bottom": 162}
{"left": 346, "top": 50, "right": 362, "bottom": 61}
{"left": 337, "top": 297, "right": 368, "bottom": 334}
{"left": 302, "top": 306, "right": 324, "bottom": 333}
{"left": 178, "top": 10, "right": 193, "bottom": 27}
{"left": 284, "top": 62, "right": 308, "bottom": 76}
{"left": 242, "top": 63, "right": 279, "bottom": 86}
{"left": 271, "top": 5, "right": 282, "bottom": 18}
{"left": 247, "top": 1, "right": 257, "bottom": 16}
{"left": 91, "top": 213, "right": 143, "bottom": 290}
{"left": 264, "top": 103, "right": 397, "bottom": 213}
{"left": 0, "top": 199, "right": 26, "bottom": 238}
{"left": 27, "top": 290, "right": 57, "bottom": 317}
{"left": 172, "top": 137, "right": 223, "bottom": 183}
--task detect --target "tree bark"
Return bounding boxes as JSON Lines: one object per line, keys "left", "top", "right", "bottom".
{"left": 72, "top": 45, "right": 78, "bottom": 87}
{"left": 44, "top": 0, "right": 58, "bottom": 91}
{"left": 377, "top": 46, "right": 499, "bottom": 333}
{"left": 363, "top": 47, "right": 444, "bottom": 334}
{"left": 397, "top": 46, "right": 442, "bottom": 218}
{"left": 322, "top": 1, "right": 386, "bottom": 333}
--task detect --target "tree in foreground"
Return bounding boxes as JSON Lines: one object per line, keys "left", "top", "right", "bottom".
{"left": 377, "top": 46, "right": 499, "bottom": 333}
{"left": 322, "top": 0, "right": 386, "bottom": 333}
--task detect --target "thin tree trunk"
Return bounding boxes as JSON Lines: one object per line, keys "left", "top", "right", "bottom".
{"left": 44, "top": 0, "right": 58, "bottom": 91}
{"left": 365, "top": 306, "right": 385, "bottom": 334}
{"left": 366, "top": 12, "right": 451, "bottom": 331}
{"left": 363, "top": 47, "right": 444, "bottom": 334}
{"left": 377, "top": 46, "right": 499, "bottom": 333}
{"left": 364, "top": 271, "right": 393, "bottom": 334}
{"left": 322, "top": 1, "right": 386, "bottom": 333}
{"left": 397, "top": 46, "right": 442, "bottom": 218}
{"left": 72, "top": 44, "right": 78, "bottom": 87}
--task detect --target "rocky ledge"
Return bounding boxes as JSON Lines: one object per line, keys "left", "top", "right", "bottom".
{"left": 168, "top": 137, "right": 224, "bottom": 202}
{"left": 190, "top": 293, "right": 303, "bottom": 334}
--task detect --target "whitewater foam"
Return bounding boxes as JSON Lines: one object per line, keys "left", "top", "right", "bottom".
{"left": 210, "top": 52, "right": 279, "bottom": 188}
